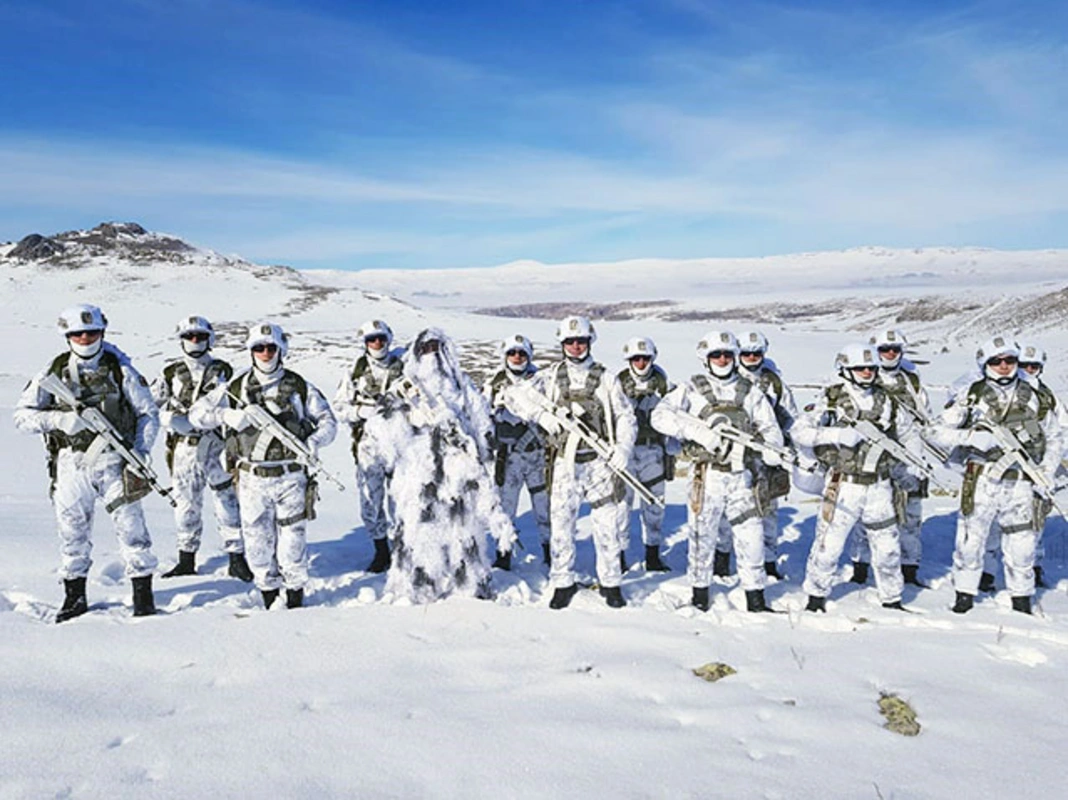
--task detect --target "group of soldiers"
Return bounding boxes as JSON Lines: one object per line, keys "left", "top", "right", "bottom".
{"left": 14, "top": 304, "right": 1065, "bottom": 621}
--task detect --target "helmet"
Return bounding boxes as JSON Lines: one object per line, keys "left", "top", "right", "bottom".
{"left": 501, "top": 334, "right": 534, "bottom": 374}
{"left": 555, "top": 315, "right": 596, "bottom": 345}
{"left": 737, "top": 331, "right": 769, "bottom": 354}
{"left": 57, "top": 304, "right": 107, "bottom": 335}
{"left": 176, "top": 315, "right": 216, "bottom": 356}
{"left": 697, "top": 331, "right": 739, "bottom": 379}
{"left": 356, "top": 319, "right": 393, "bottom": 360}
{"left": 246, "top": 322, "right": 288, "bottom": 357}
{"left": 58, "top": 304, "right": 107, "bottom": 359}
{"left": 1018, "top": 342, "right": 1046, "bottom": 367}
{"left": 622, "top": 336, "right": 657, "bottom": 377}
{"left": 869, "top": 328, "right": 907, "bottom": 369}
{"left": 976, "top": 334, "right": 1020, "bottom": 386}
{"left": 835, "top": 343, "right": 879, "bottom": 387}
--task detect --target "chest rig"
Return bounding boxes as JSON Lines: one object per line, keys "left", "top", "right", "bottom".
{"left": 685, "top": 374, "right": 755, "bottom": 469}
{"left": 963, "top": 379, "right": 1049, "bottom": 465}
{"left": 552, "top": 362, "right": 610, "bottom": 451}
{"left": 619, "top": 366, "right": 669, "bottom": 447}
{"left": 227, "top": 369, "right": 312, "bottom": 462}
{"left": 752, "top": 368, "right": 793, "bottom": 431}
{"left": 878, "top": 369, "right": 923, "bottom": 415}
{"left": 45, "top": 350, "right": 138, "bottom": 451}
{"left": 489, "top": 368, "right": 540, "bottom": 449}
{"left": 163, "top": 358, "right": 233, "bottom": 411}
{"left": 814, "top": 383, "right": 898, "bottom": 476}
{"left": 348, "top": 353, "right": 403, "bottom": 457}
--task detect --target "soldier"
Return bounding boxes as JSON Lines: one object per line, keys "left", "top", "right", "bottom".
{"left": 190, "top": 322, "right": 337, "bottom": 609}
{"left": 792, "top": 344, "right": 921, "bottom": 613}
{"left": 483, "top": 334, "right": 551, "bottom": 569}
{"left": 616, "top": 336, "right": 675, "bottom": 572}
{"left": 153, "top": 315, "right": 252, "bottom": 582}
{"left": 503, "top": 315, "right": 637, "bottom": 609}
{"left": 651, "top": 331, "right": 783, "bottom": 613}
{"left": 929, "top": 335, "right": 1063, "bottom": 614}
{"left": 332, "top": 320, "right": 405, "bottom": 573}
{"left": 14, "top": 304, "right": 160, "bottom": 621}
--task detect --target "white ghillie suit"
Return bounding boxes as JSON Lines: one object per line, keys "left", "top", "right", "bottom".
{"left": 362, "top": 328, "right": 515, "bottom": 603}
{"left": 792, "top": 376, "right": 920, "bottom": 607}
{"left": 651, "top": 369, "right": 782, "bottom": 599}
{"left": 483, "top": 356, "right": 551, "bottom": 552}
{"left": 153, "top": 349, "right": 242, "bottom": 558}
{"left": 928, "top": 366, "right": 1062, "bottom": 605}
{"left": 15, "top": 341, "right": 160, "bottom": 582}
{"left": 332, "top": 320, "right": 406, "bottom": 564}
{"left": 850, "top": 357, "right": 930, "bottom": 575}
{"left": 190, "top": 324, "right": 337, "bottom": 600}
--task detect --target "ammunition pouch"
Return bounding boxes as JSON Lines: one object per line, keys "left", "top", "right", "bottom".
{"left": 893, "top": 485, "right": 909, "bottom": 527}
{"left": 106, "top": 467, "right": 152, "bottom": 512}
{"left": 766, "top": 465, "right": 791, "bottom": 499}
{"left": 494, "top": 445, "right": 508, "bottom": 487}
{"left": 961, "top": 462, "right": 981, "bottom": 517}
{"left": 664, "top": 454, "right": 676, "bottom": 483}
{"left": 1033, "top": 494, "right": 1052, "bottom": 533}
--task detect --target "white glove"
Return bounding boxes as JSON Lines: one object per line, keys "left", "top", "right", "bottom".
{"left": 966, "top": 429, "right": 999, "bottom": 452}
{"left": 826, "top": 427, "right": 864, "bottom": 448}
{"left": 692, "top": 426, "right": 725, "bottom": 456}
{"left": 537, "top": 410, "right": 564, "bottom": 437}
{"left": 161, "top": 410, "right": 195, "bottom": 435}
{"left": 607, "top": 447, "right": 630, "bottom": 473}
{"left": 53, "top": 411, "right": 88, "bottom": 436}
{"left": 762, "top": 449, "right": 783, "bottom": 468}
{"left": 222, "top": 408, "right": 250, "bottom": 430}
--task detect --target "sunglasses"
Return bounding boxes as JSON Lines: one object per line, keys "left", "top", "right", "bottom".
{"left": 848, "top": 365, "right": 876, "bottom": 372}
{"left": 251, "top": 343, "right": 278, "bottom": 354}
{"left": 65, "top": 330, "right": 101, "bottom": 340}
{"left": 562, "top": 337, "right": 590, "bottom": 346}
{"left": 877, "top": 345, "right": 902, "bottom": 354}
{"left": 1020, "top": 362, "right": 1043, "bottom": 371}
{"left": 181, "top": 332, "right": 209, "bottom": 342}
{"left": 987, "top": 356, "right": 1017, "bottom": 367}
{"left": 708, "top": 350, "right": 734, "bottom": 360}
{"left": 506, "top": 349, "right": 528, "bottom": 358}
{"left": 629, "top": 355, "right": 652, "bottom": 363}
{"left": 739, "top": 351, "right": 763, "bottom": 358}
{"left": 365, "top": 334, "right": 388, "bottom": 345}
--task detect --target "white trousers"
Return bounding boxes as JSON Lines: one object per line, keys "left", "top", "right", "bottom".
{"left": 549, "top": 458, "right": 625, "bottom": 589}
{"left": 498, "top": 446, "right": 551, "bottom": 544}
{"left": 618, "top": 444, "right": 667, "bottom": 549}
{"left": 170, "top": 437, "right": 242, "bottom": 553}
{"left": 690, "top": 469, "right": 765, "bottom": 590}
{"left": 238, "top": 468, "right": 309, "bottom": 591}
{"left": 954, "top": 476, "right": 1036, "bottom": 597}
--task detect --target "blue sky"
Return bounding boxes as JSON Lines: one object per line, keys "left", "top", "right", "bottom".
{"left": 1, "top": 0, "right": 1066, "bottom": 270}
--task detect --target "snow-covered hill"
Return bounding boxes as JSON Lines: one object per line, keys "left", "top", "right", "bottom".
{"left": 2, "top": 223, "right": 1067, "bottom": 799}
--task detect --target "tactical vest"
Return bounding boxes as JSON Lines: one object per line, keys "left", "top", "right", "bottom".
{"left": 489, "top": 368, "right": 534, "bottom": 443}
{"left": 348, "top": 354, "right": 403, "bottom": 454}
{"left": 685, "top": 374, "right": 755, "bottom": 463}
{"left": 878, "top": 368, "right": 922, "bottom": 414}
{"left": 45, "top": 350, "right": 138, "bottom": 451}
{"left": 227, "top": 369, "right": 313, "bottom": 462}
{"left": 618, "top": 366, "right": 669, "bottom": 446}
{"left": 752, "top": 367, "right": 792, "bottom": 431}
{"left": 963, "top": 379, "right": 1048, "bottom": 463}
{"left": 553, "top": 362, "right": 610, "bottom": 442}
{"left": 162, "top": 358, "right": 233, "bottom": 411}
{"left": 814, "top": 383, "right": 898, "bottom": 475}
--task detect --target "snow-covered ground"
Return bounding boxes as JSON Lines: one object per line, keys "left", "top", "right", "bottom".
{"left": 3, "top": 238, "right": 1068, "bottom": 799}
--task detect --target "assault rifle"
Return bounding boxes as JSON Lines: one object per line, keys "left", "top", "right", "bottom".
{"left": 226, "top": 391, "right": 346, "bottom": 492}
{"left": 39, "top": 373, "right": 177, "bottom": 507}
{"left": 974, "top": 420, "right": 1068, "bottom": 517}
{"left": 838, "top": 412, "right": 954, "bottom": 492}
{"left": 511, "top": 383, "right": 664, "bottom": 508}
{"left": 677, "top": 409, "right": 817, "bottom": 473}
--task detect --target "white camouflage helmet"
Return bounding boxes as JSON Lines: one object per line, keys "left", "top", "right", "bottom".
{"left": 835, "top": 343, "right": 879, "bottom": 387}
{"left": 357, "top": 319, "right": 393, "bottom": 347}
{"left": 175, "top": 315, "right": 216, "bottom": 349}
{"left": 975, "top": 334, "right": 1019, "bottom": 371}
{"left": 555, "top": 315, "right": 597, "bottom": 344}
{"left": 622, "top": 336, "right": 657, "bottom": 361}
{"left": 1018, "top": 342, "right": 1047, "bottom": 367}
{"left": 697, "top": 330, "right": 739, "bottom": 378}
{"left": 57, "top": 304, "right": 107, "bottom": 335}
{"left": 501, "top": 333, "right": 534, "bottom": 361}
{"left": 737, "top": 331, "right": 769, "bottom": 354}
{"left": 869, "top": 328, "right": 907, "bottom": 369}
{"left": 245, "top": 321, "right": 289, "bottom": 358}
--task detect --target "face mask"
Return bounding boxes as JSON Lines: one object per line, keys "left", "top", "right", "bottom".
{"left": 69, "top": 337, "right": 103, "bottom": 360}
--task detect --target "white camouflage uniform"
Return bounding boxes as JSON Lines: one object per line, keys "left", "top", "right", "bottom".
{"left": 14, "top": 342, "right": 160, "bottom": 580}
{"left": 651, "top": 371, "right": 782, "bottom": 592}
{"left": 191, "top": 362, "right": 336, "bottom": 592}
{"left": 505, "top": 358, "right": 637, "bottom": 590}
{"left": 793, "top": 379, "right": 920, "bottom": 605}
{"left": 929, "top": 374, "right": 1062, "bottom": 599}
{"left": 332, "top": 347, "right": 405, "bottom": 543}
{"left": 153, "top": 353, "right": 243, "bottom": 554}
{"left": 483, "top": 365, "right": 551, "bottom": 547}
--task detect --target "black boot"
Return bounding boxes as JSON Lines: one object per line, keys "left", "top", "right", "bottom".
{"left": 805, "top": 595, "right": 826, "bottom": 613}
{"left": 368, "top": 538, "right": 391, "bottom": 573}
{"left": 600, "top": 586, "right": 626, "bottom": 608}
{"left": 978, "top": 572, "right": 996, "bottom": 592}
{"left": 882, "top": 600, "right": 905, "bottom": 610}
{"left": 162, "top": 550, "right": 196, "bottom": 578}
{"left": 951, "top": 591, "right": 974, "bottom": 614}
{"left": 620, "top": 551, "right": 628, "bottom": 574}
{"left": 1034, "top": 566, "right": 1046, "bottom": 588}
{"left": 261, "top": 589, "right": 280, "bottom": 609}
{"left": 286, "top": 588, "right": 304, "bottom": 609}
{"left": 131, "top": 576, "right": 156, "bottom": 617}
{"left": 1011, "top": 595, "right": 1032, "bottom": 615}
{"left": 712, "top": 549, "right": 732, "bottom": 578}
{"left": 228, "top": 552, "right": 254, "bottom": 583}
{"left": 56, "top": 577, "right": 88, "bottom": 623}
{"left": 549, "top": 584, "right": 578, "bottom": 610}
{"left": 850, "top": 561, "right": 870, "bottom": 584}
{"left": 645, "top": 545, "right": 670, "bottom": 572}
{"left": 492, "top": 550, "right": 512, "bottom": 570}
{"left": 692, "top": 586, "right": 711, "bottom": 612}
{"left": 542, "top": 541, "right": 551, "bottom": 566}
{"left": 745, "top": 589, "right": 771, "bottom": 613}
{"left": 901, "top": 564, "right": 926, "bottom": 588}
{"left": 764, "top": 560, "right": 783, "bottom": 579}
